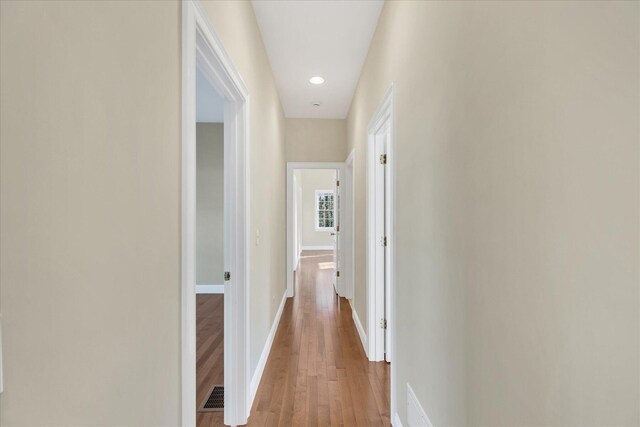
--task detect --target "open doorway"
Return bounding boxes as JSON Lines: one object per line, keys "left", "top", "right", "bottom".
{"left": 366, "top": 86, "right": 396, "bottom": 417}
{"left": 287, "top": 163, "right": 348, "bottom": 300}
{"left": 292, "top": 168, "right": 337, "bottom": 295}
{"left": 195, "top": 67, "right": 225, "bottom": 426}
{"left": 182, "top": 2, "right": 250, "bottom": 426}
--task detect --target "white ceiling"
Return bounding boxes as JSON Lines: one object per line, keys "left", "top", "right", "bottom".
{"left": 252, "top": 0, "right": 384, "bottom": 119}
{"left": 196, "top": 67, "right": 224, "bottom": 123}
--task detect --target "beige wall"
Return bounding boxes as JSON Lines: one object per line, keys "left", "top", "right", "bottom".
{"left": 0, "top": 1, "right": 182, "bottom": 425}
{"left": 198, "top": 0, "right": 287, "bottom": 380}
{"left": 285, "top": 118, "right": 347, "bottom": 162}
{"left": 300, "top": 169, "right": 336, "bottom": 248}
{"left": 196, "top": 123, "right": 224, "bottom": 285}
{"left": 347, "top": 1, "right": 639, "bottom": 426}
{"left": 0, "top": 0, "right": 286, "bottom": 425}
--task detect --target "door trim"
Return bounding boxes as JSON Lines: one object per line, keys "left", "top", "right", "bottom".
{"left": 286, "top": 162, "right": 346, "bottom": 298}
{"left": 344, "top": 150, "right": 355, "bottom": 300}
{"left": 366, "top": 84, "right": 396, "bottom": 416}
{"left": 182, "top": 1, "right": 251, "bottom": 425}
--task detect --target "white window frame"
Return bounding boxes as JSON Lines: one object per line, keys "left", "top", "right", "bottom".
{"left": 315, "top": 189, "right": 335, "bottom": 231}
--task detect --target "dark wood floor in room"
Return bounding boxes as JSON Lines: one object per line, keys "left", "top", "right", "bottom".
{"left": 196, "top": 250, "right": 390, "bottom": 426}
{"left": 196, "top": 293, "right": 224, "bottom": 427}
{"left": 247, "top": 250, "right": 390, "bottom": 427}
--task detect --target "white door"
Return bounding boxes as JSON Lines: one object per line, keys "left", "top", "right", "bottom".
{"left": 374, "top": 131, "right": 386, "bottom": 360}
{"left": 374, "top": 123, "right": 392, "bottom": 362}
{"left": 382, "top": 124, "right": 392, "bottom": 363}
{"left": 333, "top": 170, "right": 341, "bottom": 295}
{"left": 367, "top": 88, "right": 394, "bottom": 365}
{"left": 292, "top": 174, "right": 299, "bottom": 269}
{"left": 294, "top": 175, "right": 303, "bottom": 271}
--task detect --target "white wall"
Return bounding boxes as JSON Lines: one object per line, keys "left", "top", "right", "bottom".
{"left": 347, "top": 1, "right": 639, "bottom": 426}
{"left": 196, "top": 123, "right": 224, "bottom": 286}
{"left": 299, "top": 169, "right": 336, "bottom": 249}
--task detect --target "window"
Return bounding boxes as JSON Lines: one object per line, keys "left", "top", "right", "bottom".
{"left": 315, "top": 190, "right": 335, "bottom": 230}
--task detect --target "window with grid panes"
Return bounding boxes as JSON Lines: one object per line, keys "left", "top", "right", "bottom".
{"left": 315, "top": 190, "right": 335, "bottom": 230}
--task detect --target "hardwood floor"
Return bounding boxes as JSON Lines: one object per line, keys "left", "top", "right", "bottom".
{"left": 196, "top": 250, "right": 390, "bottom": 426}
{"left": 247, "top": 250, "right": 390, "bottom": 427}
{"left": 196, "top": 293, "right": 224, "bottom": 427}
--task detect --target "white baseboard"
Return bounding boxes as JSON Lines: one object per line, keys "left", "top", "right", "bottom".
{"left": 301, "top": 245, "right": 333, "bottom": 251}
{"left": 393, "top": 413, "right": 404, "bottom": 427}
{"left": 351, "top": 304, "right": 368, "bottom": 357}
{"left": 249, "top": 291, "right": 287, "bottom": 407}
{"left": 407, "top": 383, "right": 433, "bottom": 427}
{"left": 294, "top": 249, "right": 301, "bottom": 272}
{"left": 195, "top": 284, "right": 224, "bottom": 294}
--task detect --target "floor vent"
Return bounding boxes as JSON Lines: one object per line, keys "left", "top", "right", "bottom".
{"left": 199, "top": 385, "right": 224, "bottom": 412}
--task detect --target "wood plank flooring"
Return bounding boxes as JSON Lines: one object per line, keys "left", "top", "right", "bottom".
{"left": 247, "top": 250, "right": 390, "bottom": 427}
{"left": 196, "top": 250, "right": 390, "bottom": 426}
{"left": 196, "top": 293, "right": 224, "bottom": 427}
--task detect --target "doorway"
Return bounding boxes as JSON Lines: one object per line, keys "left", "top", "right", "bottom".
{"left": 286, "top": 163, "right": 347, "bottom": 299}
{"left": 182, "top": 1, "right": 250, "bottom": 426}
{"left": 195, "top": 67, "right": 225, "bottom": 426}
{"left": 366, "top": 86, "right": 396, "bottom": 416}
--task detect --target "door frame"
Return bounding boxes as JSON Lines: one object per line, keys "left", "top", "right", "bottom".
{"left": 366, "top": 85, "right": 396, "bottom": 414}
{"left": 182, "top": 1, "right": 251, "bottom": 425}
{"left": 343, "top": 151, "right": 355, "bottom": 300}
{"left": 286, "top": 162, "right": 346, "bottom": 298}
{"left": 292, "top": 173, "right": 301, "bottom": 271}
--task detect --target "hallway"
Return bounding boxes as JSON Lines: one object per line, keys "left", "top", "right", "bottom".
{"left": 247, "top": 250, "right": 390, "bottom": 426}
{"left": 2, "top": 2, "right": 638, "bottom": 426}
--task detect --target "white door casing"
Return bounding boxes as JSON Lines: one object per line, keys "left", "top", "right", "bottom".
{"left": 182, "top": 1, "right": 251, "bottom": 425}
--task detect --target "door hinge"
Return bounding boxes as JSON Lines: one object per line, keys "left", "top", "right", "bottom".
{"left": 336, "top": 180, "right": 340, "bottom": 187}
{"left": 380, "top": 318, "right": 387, "bottom": 329}
{"left": 336, "top": 270, "right": 340, "bottom": 277}
{"left": 336, "top": 225, "right": 340, "bottom": 232}
{"left": 224, "top": 272, "right": 231, "bottom": 281}
{"left": 380, "top": 154, "right": 387, "bottom": 165}
{"left": 383, "top": 236, "right": 388, "bottom": 247}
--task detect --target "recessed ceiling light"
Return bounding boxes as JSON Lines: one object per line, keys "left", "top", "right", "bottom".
{"left": 309, "top": 76, "right": 325, "bottom": 85}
